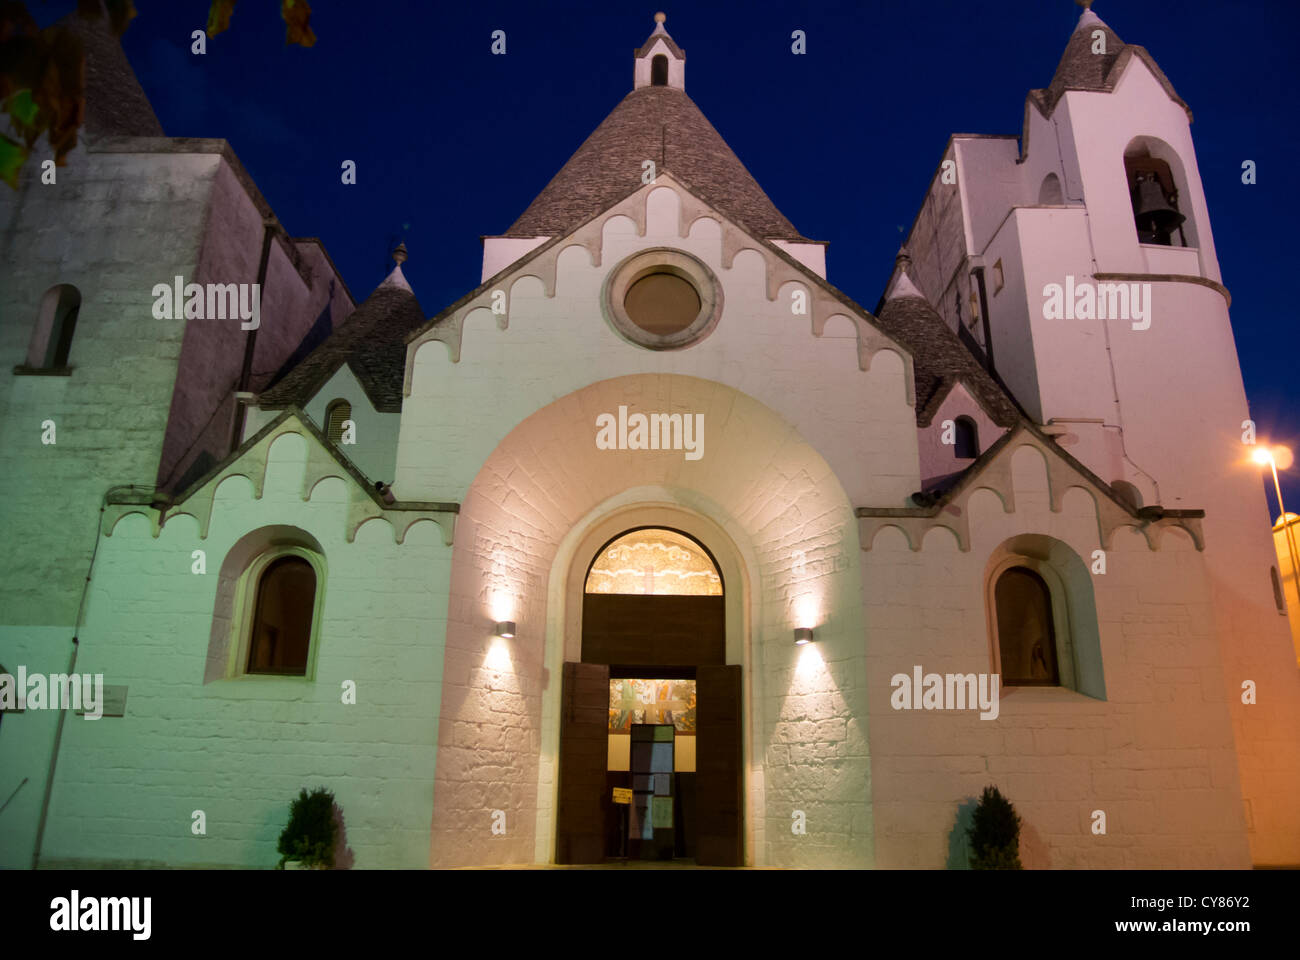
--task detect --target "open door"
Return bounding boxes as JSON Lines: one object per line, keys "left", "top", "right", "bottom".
{"left": 695, "top": 663, "right": 743, "bottom": 866}
{"left": 556, "top": 661, "right": 609, "bottom": 864}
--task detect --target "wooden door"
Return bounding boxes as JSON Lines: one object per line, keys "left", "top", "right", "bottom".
{"left": 695, "top": 663, "right": 743, "bottom": 866}
{"left": 555, "top": 661, "right": 609, "bottom": 864}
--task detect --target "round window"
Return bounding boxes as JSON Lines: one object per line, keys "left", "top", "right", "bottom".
{"left": 624, "top": 272, "right": 701, "bottom": 336}
{"left": 603, "top": 249, "right": 722, "bottom": 350}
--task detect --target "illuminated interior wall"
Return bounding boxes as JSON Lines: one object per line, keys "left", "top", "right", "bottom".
{"left": 607, "top": 678, "right": 697, "bottom": 772}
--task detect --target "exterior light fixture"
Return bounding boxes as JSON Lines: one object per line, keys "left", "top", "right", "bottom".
{"left": 794, "top": 627, "right": 814, "bottom": 645}
{"left": 495, "top": 621, "right": 516, "bottom": 639}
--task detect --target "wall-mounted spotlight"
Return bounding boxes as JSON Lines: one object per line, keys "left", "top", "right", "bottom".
{"left": 495, "top": 621, "right": 516, "bottom": 639}
{"left": 793, "top": 627, "right": 814, "bottom": 645}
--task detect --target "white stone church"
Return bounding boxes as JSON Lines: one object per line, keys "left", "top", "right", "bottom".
{"left": 1, "top": 6, "right": 1297, "bottom": 869}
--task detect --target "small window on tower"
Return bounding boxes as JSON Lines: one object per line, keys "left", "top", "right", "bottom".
{"left": 21, "top": 284, "right": 81, "bottom": 372}
{"left": 651, "top": 54, "right": 668, "bottom": 86}
{"left": 325, "top": 399, "right": 351, "bottom": 444}
{"left": 1038, "top": 173, "right": 1063, "bottom": 205}
{"left": 954, "top": 417, "right": 979, "bottom": 459}
{"left": 992, "top": 259, "right": 1004, "bottom": 295}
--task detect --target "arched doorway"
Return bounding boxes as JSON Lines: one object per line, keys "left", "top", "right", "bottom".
{"left": 556, "top": 527, "right": 743, "bottom": 865}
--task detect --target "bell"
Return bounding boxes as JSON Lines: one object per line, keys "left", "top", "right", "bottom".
{"left": 1131, "top": 173, "right": 1185, "bottom": 241}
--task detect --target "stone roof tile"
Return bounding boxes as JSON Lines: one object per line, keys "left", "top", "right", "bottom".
{"left": 874, "top": 294, "right": 1022, "bottom": 428}
{"left": 504, "top": 86, "right": 809, "bottom": 241}
{"left": 258, "top": 271, "right": 426, "bottom": 413}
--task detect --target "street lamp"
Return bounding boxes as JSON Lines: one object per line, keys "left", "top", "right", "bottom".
{"left": 1253, "top": 445, "right": 1300, "bottom": 601}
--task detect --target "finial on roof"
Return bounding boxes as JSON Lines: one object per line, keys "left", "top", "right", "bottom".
{"left": 886, "top": 248, "right": 926, "bottom": 301}
{"left": 635, "top": 11, "right": 684, "bottom": 89}
{"left": 1074, "top": 0, "right": 1105, "bottom": 29}
{"left": 393, "top": 241, "right": 408, "bottom": 265}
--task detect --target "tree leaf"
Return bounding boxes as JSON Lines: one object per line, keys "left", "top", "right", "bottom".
{"left": 207, "top": 0, "right": 237, "bottom": 38}
{"left": 0, "top": 133, "right": 28, "bottom": 189}
{"left": 281, "top": 0, "right": 316, "bottom": 48}
{"left": 3, "top": 88, "right": 39, "bottom": 130}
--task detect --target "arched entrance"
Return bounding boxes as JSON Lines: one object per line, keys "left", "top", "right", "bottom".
{"left": 556, "top": 526, "right": 743, "bottom": 865}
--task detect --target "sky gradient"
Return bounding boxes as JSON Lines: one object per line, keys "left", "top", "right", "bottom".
{"left": 29, "top": 0, "right": 1300, "bottom": 508}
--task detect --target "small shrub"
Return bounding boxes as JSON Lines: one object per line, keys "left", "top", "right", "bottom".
{"left": 276, "top": 787, "right": 338, "bottom": 869}
{"left": 966, "top": 784, "right": 1023, "bottom": 870}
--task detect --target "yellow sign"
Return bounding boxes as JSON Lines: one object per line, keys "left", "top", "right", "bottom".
{"left": 612, "top": 787, "right": 633, "bottom": 804}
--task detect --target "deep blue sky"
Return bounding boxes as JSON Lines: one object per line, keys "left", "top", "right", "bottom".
{"left": 31, "top": 0, "right": 1300, "bottom": 507}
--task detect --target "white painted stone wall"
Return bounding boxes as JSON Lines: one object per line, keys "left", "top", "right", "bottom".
{"left": 33, "top": 431, "right": 451, "bottom": 868}
{"left": 864, "top": 443, "right": 1251, "bottom": 868}
{"left": 398, "top": 182, "right": 920, "bottom": 510}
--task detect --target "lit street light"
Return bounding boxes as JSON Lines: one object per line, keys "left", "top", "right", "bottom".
{"left": 1253, "top": 445, "right": 1300, "bottom": 605}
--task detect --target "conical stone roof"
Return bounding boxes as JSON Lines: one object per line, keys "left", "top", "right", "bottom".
{"left": 1028, "top": 5, "right": 1189, "bottom": 121}
{"left": 259, "top": 263, "right": 426, "bottom": 413}
{"left": 504, "top": 85, "right": 809, "bottom": 241}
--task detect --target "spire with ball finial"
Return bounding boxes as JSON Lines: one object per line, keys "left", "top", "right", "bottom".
{"left": 392, "top": 241, "right": 408, "bottom": 265}
{"left": 635, "top": 11, "right": 685, "bottom": 90}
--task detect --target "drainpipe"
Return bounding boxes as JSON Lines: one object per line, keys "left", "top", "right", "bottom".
{"left": 30, "top": 484, "right": 144, "bottom": 868}
{"left": 229, "top": 218, "right": 277, "bottom": 453}
{"left": 974, "top": 267, "right": 994, "bottom": 374}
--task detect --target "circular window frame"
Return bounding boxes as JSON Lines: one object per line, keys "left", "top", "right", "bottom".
{"left": 602, "top": 248, "right": 723, "bottom": 350}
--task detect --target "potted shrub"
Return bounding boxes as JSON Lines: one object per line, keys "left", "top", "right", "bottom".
{"left": 276, "top": 786, "right": 338, "bottom": 870}
{"left": 966, "top": 784, "right": 1023, "bottom": 870}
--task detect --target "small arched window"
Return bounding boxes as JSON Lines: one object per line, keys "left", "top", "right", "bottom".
{"left": 25, "top": 284, "right": 81, "bottom": 370}
{"left": 1038, "top": 173, "right": 1063, "bottom": 205}
{"left": 1271, "top": 566, "right": 1286, "bottom": 614}
{"left": 325, "top": 399, "right": 351, "bottom": 444}
{"left": 651, "top": 54, "right": 668, "bottom": 86}
{"left": 994, "top": 566, "right": 1059, "bottom": 686}
{"left": 954, "top": 417, "right": 979, "bottom": 459}
{"left": 246, "top": 555, "right": 316, "bottom": 675}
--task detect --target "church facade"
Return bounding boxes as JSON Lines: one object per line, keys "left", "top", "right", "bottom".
{"left": 2, "top": 7, "right": 1297, "bottom": 870}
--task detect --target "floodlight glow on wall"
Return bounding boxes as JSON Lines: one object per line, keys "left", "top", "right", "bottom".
{"left": 495, "top": 621, "right": 516, "bottom": 639}
{"left": 793, "top": 627, "right": 814, "bottom": 645}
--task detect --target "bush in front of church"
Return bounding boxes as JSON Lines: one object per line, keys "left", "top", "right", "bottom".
{"left": 276, "top": 786, "right": 338, "bottom": 869}
{"left": 967, "top": 785, "right": 1023, "bottom": 870}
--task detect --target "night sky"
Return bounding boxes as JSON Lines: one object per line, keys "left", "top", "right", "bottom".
{"left": 28, "top": 0, "right": 1300, "bottom": 508}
